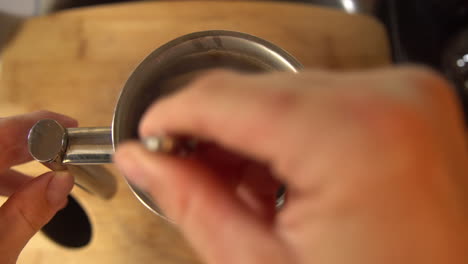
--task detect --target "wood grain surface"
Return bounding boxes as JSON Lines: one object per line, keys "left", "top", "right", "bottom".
{"left": 0, "top": 1, "right": 390, "bottom": 263}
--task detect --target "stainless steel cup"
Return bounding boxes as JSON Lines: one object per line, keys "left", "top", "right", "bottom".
{"left": 28, "top": 30, "right": 303, "bottom": 216}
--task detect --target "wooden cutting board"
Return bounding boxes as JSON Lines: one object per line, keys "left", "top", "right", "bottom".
{"left": 0, "top": 1, "right": 390, "bottom": 263}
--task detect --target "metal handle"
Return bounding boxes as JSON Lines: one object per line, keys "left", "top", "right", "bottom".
{"left": 27, "top": 119, "right": 187, "bottom": 165}
{"left": 65, "top": 127, "right": 113, "bottom": 164}
{"left": 28, "top": 119, "right": 195, "bottom": 200}
{"left": 28, "top": 119, "right": 113, "bottom": 166}
{"left": 28, "top": 119, "right": 116, "bottom": 199}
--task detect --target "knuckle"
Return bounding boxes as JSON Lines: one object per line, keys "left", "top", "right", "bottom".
{"left": 363, "top": 100, "right": 430, "bottom": 146}
{"left": 1, "top": 175, "right": 57, "bottom": 234}
{"left": 263, "top": 88, "right": 300, "bottom": 111}
{"left": 396, "top": 66, "right": 463, "bottom": 123}
{"left": 15, "top": 205, "right": 41, "bottom": 232}
{"left": 33, "top": 110, "right": 55, "bottom": 118}
{"left": 3, "top": 196, "right": 44, "bottom": 233}
{"left": 338, "top": 81, "right": 432, "bottom": 147}
{"left": 233, "top": 88, "right": 301, "bottom": 149}
{"left": 255, "top": 88, "right": 301, "bottom": 127}
{"left": 400, "top": 65, "right": 441, "bottom": 83}
{"left": 257, "top": 88, "right": 301, "bottom": 128}
{"left": 35, "top": 109, "right": 53, "bottom": 115}
{"left": 401, "top": 66, "right": 456, "bottom": 103}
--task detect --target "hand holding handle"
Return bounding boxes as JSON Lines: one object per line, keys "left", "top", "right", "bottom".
{"left": 28, "top": 119, "right": 116, "bottom": 199}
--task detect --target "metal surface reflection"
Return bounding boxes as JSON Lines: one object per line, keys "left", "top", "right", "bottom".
{"left": 304, "top": 0, "right": 379, "bottom": 15}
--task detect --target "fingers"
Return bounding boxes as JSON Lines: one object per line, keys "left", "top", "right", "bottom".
{"left": 234, "top": 162, "right": 280, "bottom": 221}
{"left": 0, "top": 169, "right": 32, "bottom": 196}
{"left": 139, "top": 70, "right": 309, "bottom": 166}
{"left": 115, "top": 142, "right": 290, "bottom": 264}
{"left": 138, "top": 68, "right": 462, "bottom": 184}
{"left": 194, "top": 143, "right": 280, "bottom": 220}
{"left": 0, "top": 110, "right": 78, "bottom": 169}
{"left": 0, "top": 171, "right": 74, "bottom": 264}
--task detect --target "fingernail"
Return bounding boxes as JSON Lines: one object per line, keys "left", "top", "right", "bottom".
{"left": 47, "top": 172, "right": 74, "bottom": 208}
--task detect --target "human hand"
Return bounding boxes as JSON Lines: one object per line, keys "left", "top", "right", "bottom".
{"left": 0, "top": 111, "right": 76, "bottom": 264}
{"left": 115, "top": 67, "right": 468, "bottom": 264}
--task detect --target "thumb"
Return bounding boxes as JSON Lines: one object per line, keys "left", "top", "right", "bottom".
{"left": 0, "top": 171, "right": 74, "bottom": 264}
{"left": 115, "top": 142, "right": 291, "bottom": 264}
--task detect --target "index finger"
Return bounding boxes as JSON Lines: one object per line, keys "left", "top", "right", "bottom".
{"left": 0, "top": 111, "right": 77, "bottom": 169}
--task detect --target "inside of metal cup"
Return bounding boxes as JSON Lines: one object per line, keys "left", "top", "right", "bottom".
{"left": 113, "top": 30, "right": 302, "bottom": 215}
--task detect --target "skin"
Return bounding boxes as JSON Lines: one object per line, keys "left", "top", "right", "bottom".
{"left": 114, "top": 67, "right": 468, "bottom": 264}
{"left": 1, "top": 68, "right": 467, "bottom": 264}
{"left": 0, "top": 111, "right": 75, "bottom": 264}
